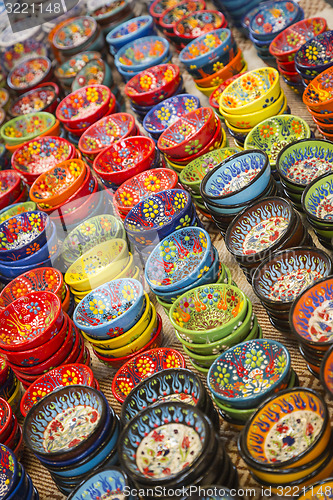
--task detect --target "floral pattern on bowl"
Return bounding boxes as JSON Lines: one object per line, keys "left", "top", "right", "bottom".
{"left": 180, "top": 28, "right": 231, "bottom": 63}
{"left": 175, "top": 10, "right": 225, "bottom": 39}
{"left": 250, "top": 1, "right": 299, "bottom": 38}
{"left": 7, "top": 56, "right": 51, "bottom": 90}
{"left": 53, "top": 16, "right": 97, "bottom": 50}
{"left": 116, "top": 36, "right": 169, "bottom": 70}
{"left": 295, "top": 29, "right": 333, "bottom": 72}
{"left": 55, "top": 52, "right": 101, "bottom": 80}
{"left": 0, "top": 444, "right": 17, "bottom": 497}
{"left": 9, "top": 86, "right": 57, "bottom": 117}
{"left": 66, "top": 468, "right": 129, "bottom": 500}
{"left": 149, "top": 0, "right": 178, "bottom": 17}
{"left": 72, "top": 59, "right": 107, "bottom": 90}
{"left": 303, "top": 173, "right": 333, "bottom": 220}
{"left": 160, "top": 1, "right": 206, "bottom": 29}
{"left": 302, "top": 66, "right": 333, "bottom": 109}
{"left": 3, "top": 38, "right": 47, "bottom": 72}
{"left": 1, "top": 112, "right": 55, "bottom": 144}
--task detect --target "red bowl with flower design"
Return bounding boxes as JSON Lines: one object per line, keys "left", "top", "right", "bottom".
{"left": 49, "top": 185, "right": 100, "bottom": 228}
{"left": 0, "top": 397, "right": 13, "bottom": 442}
{"left": 8, "top": 85, "right": 59, "bottom": 118}
{"left": 174, "top": 10, "right": 225, "bottom": 41}
{"left": 7, "top": 56, "right": 53, "bottom": 94}
{"left": 0, "top": 171, "right": 23, "bottom": 211}
{"left": 125, "top": 64, "right": 180, "bottom": 107}
{"left": 56, "top": 85, "right": 111, "bottom": 131}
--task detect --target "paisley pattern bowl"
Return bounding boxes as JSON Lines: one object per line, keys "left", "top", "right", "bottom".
{"left": 0, "top": 112, "right": 56, "bottom": 146}
{"left": 115, "top": 36, "right": 169, "bottom": 72}
{"left": 302, "top": 172, "right": 333, "bottom": 222}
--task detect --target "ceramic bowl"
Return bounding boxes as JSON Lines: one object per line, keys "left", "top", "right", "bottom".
{"left": 252, "top": 247, "right": 332, "bottom": 307}
{"left": 2, "top": 36, "right": 46, "bottom": 72}
{"left": 244, "top": 115, "right": 311, "bottom": 166}
{"left": 179, "top": 28, "right": 232, "bottom": 71}
{"left": 295, "top": 30, "right": 333, "bottom": 75}
{"left": 0, "top": 171, "right": 22, "bottom": 211}
{"left": 115, "top": 36, "right": 169, "bottom": 72}
{"left": 174, "top": 10, "right": 226, "bottom": 40}
{"left": 303, "top": 66, "right": 333, "bottom": 113}
{"left": 52, "top": 16, "right": 97, "bottom": 52}
{"left": 149, "top": 0, "right": 179, "bottom": 19}
{"left": 0, "top": 398, "right": 13, "bottom": 442}
{"left": 7, "top": 56, "right": 52, "bottom": 93}
{"left": 207, "top": 339, "right": 290, "bottom": 409}
{"left": 0, "top": 112, "right": 56, "bottom": 146}
{"left": 67, "top": 467, "right": 131, "bottom": 500}
{"left": 195, "top": 48, "right": 245, "bottom": 89}
{"left": 320, "top": 343, "right": 333, "bottom": 398}
{"left": 143, "top": 94, "right": 201, "bottom": 135}
{"left": 209, "top": 72, "right": 247, "bottom": 110}
{"left": 73, "top": 278, "right": 144, "bottom": 337}
{"left": 0, "top": 444, "right": 18, "bottom": 496}
{"left": 12, "top": 136, "right": 74, "bottom": 185}
{"left": 302, "top": 172, "right": 333, "bottom": 223}
{"left": 71, "top": 58, "right": 113, "bottom": 91}
{"left": 249, "top": 1, "right": 301, "bottom": 41}
{"left": 8, "top": 86, "right": 58, "bottom": 117}
{"left": 169, "top": 283, "right": 247, "bottom": 343}
{"left": 55, "top": 52, "right": 101, "bottom": 86}
{"left": 159, "top": 1, "right": 206, "bottom": 33}
{"left": 78, "top": 112, "right": 136, "bottom": 159}
{"left": 107, "top": 15, "right": 154, "bottom": 49}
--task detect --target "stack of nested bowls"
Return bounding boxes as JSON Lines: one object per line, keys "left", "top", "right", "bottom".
{"left": 200, "top": 150, "right": 275, "bottom": 237}
{"left": 124, "top": 189, "right": 199, "bottom": 260}
{"left": 302, "top": 172, "right": 333, "bottom": 250}
{"left": 54, "top": 52, "right": 102, "bottom": 92}
{"left": 225, "top": 197, "right": 313, "bottom": 285}
{"left": 218, "top": 68, "right": 285, "bottom": 148}
{"left": 290, "top": 276, "right": 333, "bottom": 378}
{"left": 20, "top": 364, "right": 97, "bottom": 417}
{"left": 238, "top": 388, "right": 333, "bottom": 495}
{"left": 0, "top": 355, "right": 20, "bottom": 413}
{"left": 0, "top": 291, "right": 88, "bottom": 389}
{"left": 0, "top": 170, "right": 28, "bottom": 211}
{"left": 269, "top": 17, "right": 327, "bottom": 93}
{"left": 88, "top": 0, "right": 134, "bottom": 35}
{"left": 158, "top": 107, "right": 226, "bottom": 173}
{"left": 0, "top": 400, "right": 22, "bottom": 457}
{"left": 114, "top": 168, "right": 179, "bottom": 220}
{"left": 64, "top": 239, "right": 136, "bottom": 304}
{"left": 302, "top": 66, "right": 333, "bottom": 139}
{"left": 207, "top": 339, "right": 297, "bottom": 428}
{"left": 0, "top": 211, "right": 58, "bottom": 285}
{"left": 118, "top": 401, "right": 239, "bottom": 497}
{"left": 0, "top": 445, "right": 38, "bottom": 497}
{"left": 124, "top": 64, "right": 183, "bottom": 123}
{"left": 7, "top": 56, "right": 53, "bottom": 94}
{"left": 156, "top": 0, "right": 205, "bottom": 45}
{"left": 169, "top": 283, "right": 260, "bottom": 374}
{"left": 23, "top": 385, "right": 120, "bottom": 496}
{"left": 295, "top": 30, "right": 333, "bottom": 88}
{"left": 213, "top": 0, "right": 263, "bottom": 30}
{"left": 114, "top": 36, "right": 170, "bottom": 82}
{"left": 172, "top": 10, "right": 227, "bottom": 50}
{"left": 179, "top": 28, "right": 243, "bottom": 97}
{"left": 73, "top": 278, "right": 163, "bottom": 369}
{"left": 252, "top": 247, "right": 333, "bottom": 333}
{"left": 8, "top": 83, "right": 60, "bottom": 118}
{"left": 209, "top": 72, "right": 248, "bottom": 121}
{"left": 106, "top": 15, "right": 156, "bottom": 54}
{"left": 247, "top": 0, "right": 303, "bottom": 60}
{"left": 277, "top": 139, "right": 333, "bottom": 212}
{"left": 93, "top": 136, "right": 158, "bottom": 190}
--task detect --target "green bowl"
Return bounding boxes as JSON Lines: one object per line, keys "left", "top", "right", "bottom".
{"left": 0, "top": 202, "right": 36, "bottom": 224}
{"left": 0, "top": 112, "right": 56, "bottom": 146}
{"left": 188, "top": 358, "right": 209, "bottom": 374}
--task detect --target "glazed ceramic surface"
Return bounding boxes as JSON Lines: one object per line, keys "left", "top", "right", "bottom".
{"left": 116, "top": 36, "right": 169, "bottom": 71}
{"left": 160, "top": 1, "right": 206, "bottom": 29}
{"left": 244, "top": 115, "right": 311, "bottom": 165}
{"left": 295, "top": 30, "right": 333, "bottom": 72}
{"left": 7, "top": 57, "right": 51, "bottom": 90}
{"left": 150, "top": 0, "right": 178, "bottom": 17}
{"left": 125, "top": 64, "right": 180, "bottom": 104}
{"left": 1, "top": 112, "right": 55, "bottom": 144}
{"left": 175, "top": 10, "right": 225, "bottom": 39}
{"left": 180, "top": 28, "right": 231, "bottom": 66}
{"left": 53, "top": 17, "right": 97, "bottom": 50}
{"left": 68, "top": 468, "right": 129, "bottom": 500}
{"left": 55, "top": 52, "right": 101, "bottom": 80}
{"left": 303, "top": 66, "right": 333, "bottom": 110}
{"left": 0, "top": 445, "right": 17, "bottom": 497}
{"left": 9, "top": 86, "right": 57, "bottom": 116}
{"left": 0, "top": 202, "right": 37, "bottom": 225}
{"left": 250, "top": 1, "right": 300, "bottom": 39}
{"left": 72, "top": 60, "right": 108, "bottom": 89}
{"left": 94, "top": 137, "right": 154, "bottom": 174}
{"left": 303, "top": 173, "right": 333, "bottom": 220}
{"left": 3, "top": 38, "right": 47, "bottom": 72}
{"left": 107, "top": 15, "right": 154, "bottom": 45}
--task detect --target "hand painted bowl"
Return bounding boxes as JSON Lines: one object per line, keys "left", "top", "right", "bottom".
{"left": 252, "top": 247, "right": 332, "bottom": 306}
{"left": 159, "top": 1, "right": 206, "bottom": 33}
{"left": 195, "top": 48, "right": 245, "bottom": 89}
{"left": 0, "top": 171, "right": 22, "bottom": 211}
{"left": 207, "top": 339, "right": 290, "bottom": 409}
{"left": 71, "top": 59, "right": 112, "bottom": 91}
{"left": 52, "top": 16, "right": 97, "bottom": 52}
{"left": 169, "top": 283, "right": 247, "bottom": 343}
{"left": 174, "top": 10, "right": 225, "bottom": 40}
{"left": 209, "top": 73, "right": 248, "bottom": 110}
{"left": 20, "top": 364, "right": 95, "bottom": 417}
{"left": 8, "top": 86, "right": 58, "bottom": 117}
{"left": 73, "top": 278, "right": 144, "bottom": 337}
{"left": 302, "top": 172, "right": 333, "bottom": 223}
{"left": 143, "top": 94, "right": 201, "bottom": 135}
{"left": 145, "top": 226, "right": 213, "bottom": 292}
{"left": 0, "top": 291, "right": 63, "bottom": 352}
{"left": 113, "top": 349, "right": 186, "bottom": 404}
{"left": 303, "top": 66, "right": 333, "bottom": 113}
{"left": 56, "top": 85, "right": 111, "bottom": 131}
{"left": 320, "top": 343, "right": 333, "bottom": 398}
{"left": 78, "top": 112, "right": 137, "bottom": 159}
{"left": 2, "top": 37, "right": 47, "bottom": 72}
{"left": 55, "top": 52, "right": 101, "bottom": 86}
{"left": 158, "top": 107, "right": 216, "bottom": 159}
{"left": 93, "top": 136, "right": 155, "bottom": 185}
{"left": 149, "top": 0, "right": 179, "bottom": 19}
{"left": 201, "top": 150, "right": 270, "bottom": 206}
{"left": 12, "top": 136, "right": 75, "bottom": 185}
{"left": 244, "top": 115, "right": 311, "bottom": 166}
{"left": 269, "top": 17, "right": 327, "bottom": 62}
{"left": 115, "top": 36, "right": 169, "bottom": 72}
{"left": 249, "top": 1, "right": 300, "bottom": 42}
{"left": 0, "top": 398, "right": 12, "bottom": 442}
{"left": 7, "top": 56, "right": 52, "bottom": 92}
{"left": 179, "top": 28, "right": 232, "bottom": 71}
{"left": 295, "top": 30, "right": 333, "bottom": 74}
{"left": 0, "top": 444, "right": 18, "bottom": 496}
{"left": 239, "top": 388, "right": 330, "bottom": 469}
{"left": 125, "top": 64, "right": 180, "bottom": 107}
{"left": 67, "top": 467, "right": 131, "bottom": 500}
{"left": 0, "top": 112, "right": 56, "bottom": 146}
{"left": 107, "top": 15, "right": 155, "bottom": 50}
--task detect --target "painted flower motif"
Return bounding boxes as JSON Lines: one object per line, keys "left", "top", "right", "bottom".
{"left": 12, "top": 282, "right": 28, "bottom": 298}
{"left": 69, "top": 161, "right": 81, "bottom": 178}
{"left": 62, "top": 370, "right": 78, "bottom": 385}
{"left": 179, "top": 296, "right": 194, "bottom": 313}
{"left": 118, "top": 380, "right": 132, "bottom": 397}
{"left": 260, "top": 125, "right": 274, "bottom": 139}
{"left": 276, "top": 355, "right": 287, "bottom": 372}
{"left": 184, "top": 139, "right": 202, "bottom": 155}
{"left": 204, "top": 33, "right": 218, "bottom": 48}
{"left": 211, "top": 77, "right": 223, "bottom": 87}
{"left": 26, "top": 302, "right": 41, "bottom": 315}
{"left": 31, "top": 389, "right": 47, "bottom": 403}
{"left": 175, "top": 214, "right": 191, "bottom": 229}
{"left": 286, "top": 1, "right": 295, "bottom": 11}
{"left": 291, "top": 120, "right": 303, "bottom": 134}
{"left": 53, "top": 167, "right": 66, "bottom": 180}
{"left": 144, "top": 175, "right": 161, "bottom": 192}
{"left": 165, "top": 353, "right": 180, "bottom": 369}
{"left": 179, "top": 122, "right": 193, "bottom": 137}
{"left": 122, "top": 284, "right": 134, "bottom": 301}
{"left": 197, "top": 266, "right": 209, "bottom": 278}
{"left": 172, "top": 311, "right": 184, "bottom": 327}
{"left": 28, "top": 141, "right": 41, "bottom": 156}
{"left": 136, "top": 357, "right": 155, "bottom": 375}
{"left": 199, "top": 232, "right": 207, "bottom": 249}
{"left": 200, "top": 287, "right": 220, "bottom": 305}
{"left": 140, "top": 74, "right": 152, "bottom": 90}
{"left": 213, "top": 61, "right": 224, "bottom": 73}
{"left": 100, "top": 217, "right": 112, "bottom": 231}
{"left": 44, "top": 270, "right": 57, "bottom": 288}
{"left": 214, "top": 365, "right": 230, "bottom": 387}
{"left": 245, "top": 348, "right": 264, "bottom": 368}
{"left": 319, "top": 75, "right": 332, "bottom": 89}
{"left": 160, "top": 239, "right": 177, "bottom": 261}
{"left": 305, "top": 44, "right": 319, "bottom": 61}
{"left": 143, "top": 199, "right": 159, "bottom": 219}
{"left": 255, "top": 14, "right": 264, "bottom": 26}
{"left": 81, "top": 221, "right": 96, "bottom": 237}
{"left": 173, "top": 193, "right": 186, "bottom": 209}
{"left": 241, "top": 74, "right": 257, "bottom": 93}
{"left": 164, "top": 68, "right": 174, "bottom": 82}
{"left": 89, "top": 298, "right": 105, "bottom": 315}
{"left": 86, "top": 87, "right": 99, "bottom": 102}
{"left": 135, "top": 235, "right": 153, "bottom": 245}
{"left": 26, "top": 242, "right": 40, "bottom": 255}
{"left": 156, "top": 106, "right": 171, "bottom": 122}
{"left": 222, "top": 95, "right": 239, "bottom": 108}
{"left": 119, "top": 191, "right": 134, "bottom": 206}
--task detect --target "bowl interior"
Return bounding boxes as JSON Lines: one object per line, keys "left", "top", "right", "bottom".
{"left": 0, "top": 211, "right": 48, "bottom": 252}
{"left": 8, "top": 57, "right": 50, "bottom": 89}
{"left": 180, "top": 28, "right": 230, "bottom": 64}
{"left": 73, "top": 59, "right": 106, "bottom": 89}
{"left": 79, "top": 113, "right": 135, "bottom": 154}
{"left": 53, "top": 17, "right": 96, "bottom": 50}
{"left": 94, "top": 137, "right": 154, "bottom": 174}
{"left": 175, "top": 10, "right": 224, "bottom": 38}
{"left": 295, "top": 30, "right": 333, "bottom": 69}
{"left": 270, "top": 17, "right": 327, "bottom": 57}
{"left": 0, "top": 444, "right": 17, "bottom": 495}
{"left": 161, "top": 1, "right": 205, "bottom": 28}
{"left": 250, "top": 1, "right": 299, "bottom": 38}
{"left": 303, "top": 67, "right": 333, "bottom": 109}
{"left": 143, "top": 94, "right": 200, "bottom": 134}
{"left": 303, "top": 173, "right": 333, "bottom": 221}
{"left": 117, "top": 36, "right": 168, "bottom": 68}
{"left": 67, "top": 468, "right": 128, "bottom": 499}
{"left": 10, "top": 86, "right": 57, "bottom": 116}
{"left": 57, "top": 86, "right": 110, "bottom": 123}
{"left": 125, "top": 64, "right": 179, "bottom": 98}
{"left": 13, "top": 137, "right": 72, "bottom": 175}
{"left": 2, "top": 112, "right": 55, "bottom": 141}
{"left": 56, "top": 52, "right": 101, "bottom": 79}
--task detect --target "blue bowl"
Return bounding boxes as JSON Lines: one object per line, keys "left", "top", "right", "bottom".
{"left": 0, "top": 253, "right": 56, "bottom": 279}
{"left": 7, "top": 463, "right": 29, "bottom": 500}
{"left": 67, "top": 467, "right": 130, "bottom": 500}
{"left": 180, "top": 28, "right": 232, "bottom": 70}
{"left": 0, "top": 445, "right": 19, "bottom": 497}
{"left": 73, "top": 278, "right": 144, "bottom": 338}
{"left": 106, "top": 15, "right": 155, "bottom": 50}
{"left": 249, "top": 0, "right": 301, "bottom": 41}
{"left": 8, "top": 222, "right": 57, "bottom": 267}
{"left": 201, "top": 150, "right": 270, "bottom": 206}
{"left": 186, "top": 40, "right": 238, "bottom": 80}
{"left": 115, "top": 36, "right": 169, "bottom": 73}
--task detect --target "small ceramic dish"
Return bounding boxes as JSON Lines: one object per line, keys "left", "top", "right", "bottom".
{"left": 0, "top": 170, "right": 23, "bottom": 211}
{"left": 302, "top": 172, "right": 333, "bottom": 223}
{"left": 195, "top": 48, "right": 245, "bottom": 89}
{"left": 159, "top": 1, "right": 206, "bottom": 33}
{"left": 2, "top": 37, "right": 47, "bottom": 72}
{"left": 55, "top": 51, "right": 101, "bottom": 86}
{"left": 149, "top": 0, "right": 179, "bottom": 19}
{"left": 7, "top": 56, "right": 52, "bottom": 92}
{"left": 115, "top": 36, "right": 169, "bottom": 72}
{"left": 107, "top": 15, "right": 155, "bottom": 49}
{"left": 71, "top": 59, "right": 112, "bottom": 92}
{"left": 0, "top": 112, "right": 56, "bottom": 146}
{"left": 53, "top": 16, "right": 97, "bottom": 52}
{"left": 0, "top": 444, "right": 18, "bottom": 496}
{"left": 8, "top": 85, "right": 58, "bottom": 117}
{"left": 174, "top": 10, "right": 225, "bottom": 40}
{"left": 249, "top": 1, "right": 301, "bottom": 41}
{"left": 295, "top": 30, "right": 333, "bottom": 74}
{"left": 67, "top": 467, "right": 131, "bottom": 500}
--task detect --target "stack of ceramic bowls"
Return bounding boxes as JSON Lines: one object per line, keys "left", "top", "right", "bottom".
{"left": 269, "top": 17, "right": 327, "bottom": 93}
{"left": 200, "top": 150, "right": 275, "bottom": 237}
{"left": 207, "top": 339, "right": 297, "bottom": 428}
{"left": 20, "top": 364, "right": 97, "bottom": 417}
{"left": 6, "top": 56, "right": 53, "bottom": 94}
{"left": 0, "top": 170, "right": 28, "bottom": 210}
{"left": 302, "top": 172, "right": 333, "bottom": 250}
{"left": 179, "top": 28, "right": 244, "bottom": 97}
{"left": 54, "top": 52, "right": 102, "bottom": 92}
{"left": 0, "top": 354, "right": 21, "bottom": 413}
{"left": 0, "top": 445, "right": 38, "bottom": 497}
{"left": 114, "top": 36, "right": 171, "bottom": 82}
{"left": 106, "top": 15, "right": 156, "bottom": 54}
{"left": 73, "top": 279, "right": 163, "bottom": 369}
{"left": 158, "top": 107, "right": 226, "bottom": 173}
{"left": 0, "top": 291, "right": 88, "bottom": 388}
{"left": 290, "top": 276, "right": 333, "bottom": 378}
{"left": 276, "top": 139, "right": 333, "bottom": 212}
{"left": 209, "top": 73, "right": 248, "bottom": 121}
{"left": 124, "top": 64, "right": 183, "bottom": 123}
{"left": 302, "top": 66, "right": 333, "bottom": 139}
{"left": 225, "top": 197, "right": 313, "bottom": 285}
{"left": 252, "top": 247, "right": 333, "bottom": 333}
{"left": 0, "top": 399, "right": 22, "bottom": 456}
{"left": 113, "top": 168, "right": 179, "bottom": 219}
{"left": 238, "top": 388, "right": 333, "bottom": 495}
{"left": 66, "top": 467, "right": 132, "bottom": 500}
{"left": 321, "top": 344, "right": 333, "bottom": 398}
{"left": 23, "top": 385, "right": 120, "bottom": 496}
{"left": 87, "top": 0, "right": 134, "bottom": 35}
{"left": 173, "top": 10, "right": 227, "bottom": 50}
{"left": 0, "top": 34, "right": 46, "bottom": 73}
{"left": 247, "top": 0, "right": 303, "bottom": 60}
{"left": 218, "top": 68, "right": 285, "bottom": 148}
{"left": 93, "top": 136, "right": 158, "bottom": 190}
{"left": 118, "top": 401, "right": 239, "bottom": 497}
{"left": 8, "top": 83, "right": 60, "bottom": 118}
{"left": 155, "top": 0, "right": 205, "bottom": 45}
{"left": 295, "top": 30, "right": 333, "bottom": 88}
{"left": 124, "top": 189, "right": 199, "bottom": 260}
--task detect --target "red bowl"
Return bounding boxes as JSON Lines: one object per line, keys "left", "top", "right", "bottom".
{"left": 36, "top": 81, "right": 60, "bottom": 97}
{"left": 277, "top": 66, "right": 302, "bottom": 83}
{"left": 2, "top": 414, "right": 18, "bottom": 449}
{"left": 12, "top": 184, "right": 28, "bottom": 205}
{"left": 7, "top": 56, "right": 53, "bottom": 94}
{"left": 8, "top": 85, "right": 59, "bottom": 118}
{"left": 0, "top": 397, "right": 13, "bottom": 442}
{"left": 62, "top": 284, "right": 71, "bottom": 313}
{"left": 209, "top": 71, "right": 247, "bottom": 110}
{"left": 0, "top": 171, "right": 23, "bottom": 211}
{"left": 0, "top": 292, "right": 63, "bottom": 352}
{"left": 278, "top": 59, "right": 296, "bottom": 72}
{"left": 0, "top": 355, "right": 9, "bottom": 386}
{"left": 93, "top": 136, "right": 156, "bottom": 184}
{"left": 307, "top": 106, "right": 333, "bottom": 123}
{"left": 63, "top": 326, "right": 84, "bottom": 365}
{"left": 12, "top": 425, "right": 23, "bottom": 459}
{"left": 125, "top": 64, "right": 181, "bottom": 107}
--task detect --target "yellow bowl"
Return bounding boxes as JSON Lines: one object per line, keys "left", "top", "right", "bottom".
{"left": 93, "top": 302, "right": 157, "bottom": 358}
{"left": 194, "top": 81, "right": 219, "bottom": 97}
{"left": 65, "top": 238, "right": 129, "bottom": 291}
{"left": 82, "top": 292, "right": 152, "bottom": 349}
{"left": 220, "top": 91, "right": 286, "bottom": 129}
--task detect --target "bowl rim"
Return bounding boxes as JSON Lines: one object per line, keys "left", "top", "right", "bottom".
{"left": 7, "top": 56, "right": 52, "bottom": 91}
{"left": 174, "top": 9, "right": 225, "bottom": 39}
{"left": 66, "top": 466, "right": 130, "bottom": 500}
{"left": 115, "top": 35, "right": 169, "bottom": 71}
{"left": 302, "top": 171, "right": 333, "bottom": 223}
{"left": 295, "top": 29, "right": 333, "bottom": 70}
{"left": 248, "top": 0, "right": 301, "bottom": 41}
{"left": 54, "top": 51, "right": 102, "bottom": 81}
{"left": 8, "top": 85, "right": 58, "bottom": 117}
{"left": 320, "top": 345, "right": 333, "bottom": 398}
{"left": 179, "top": 27, "right": 231, "bottom": 66}
{"left": 107, "top": 14, "right": 153, "bottom": 44}
{"left": 52, "top": 16, "right": 97, "bottom": 51}
{"left": 1, "top": 111, "right": 56, "bottom": 144}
